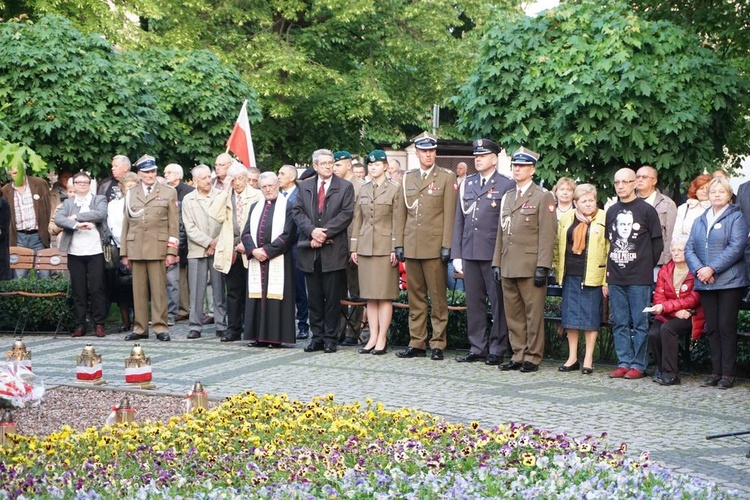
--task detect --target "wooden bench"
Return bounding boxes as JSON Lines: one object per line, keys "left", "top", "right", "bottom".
{"left": 1, "top": 247, "right": 69, "bottom": 336}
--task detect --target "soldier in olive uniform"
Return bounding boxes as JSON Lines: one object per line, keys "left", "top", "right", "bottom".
{"left": 395, "top": 136, "right": 458, "bottom": 361}
{"left": 350, "top": 149, "right": 406, "bottom": 354}
{"left": 121, "top": 155, "right": 180, "bottom": 342}
{"left": 452, "top": 139, "right": 514, "bottom": 365}
{"left": 492, "top": 147, "right": 557, "bottom": 372}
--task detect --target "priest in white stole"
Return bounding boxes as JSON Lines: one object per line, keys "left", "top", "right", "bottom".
{"left": 241, "top": 172, "right": 298, "bottom": 346}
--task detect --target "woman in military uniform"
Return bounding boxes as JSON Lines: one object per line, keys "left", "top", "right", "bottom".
{"left": 350, "top": 150, "right": 405, "bottom": 355}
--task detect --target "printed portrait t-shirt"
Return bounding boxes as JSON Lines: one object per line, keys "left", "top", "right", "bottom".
{"left": 605, "top": 197, "right": 663, "bottom": 286}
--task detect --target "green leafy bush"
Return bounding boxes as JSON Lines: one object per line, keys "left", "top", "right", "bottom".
{"left": 0, "top": 277, "right": 74, "bottom": 332}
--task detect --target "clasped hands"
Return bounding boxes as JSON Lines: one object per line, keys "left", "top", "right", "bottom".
{"left": 310, "top": 227, "right": 328, "bottom": 248}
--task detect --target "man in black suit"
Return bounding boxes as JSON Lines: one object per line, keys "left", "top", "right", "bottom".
{"left": 292, "top": 149, "right": 355, "bottom": 353}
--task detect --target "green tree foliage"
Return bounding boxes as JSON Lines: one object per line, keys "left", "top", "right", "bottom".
{"left": 0, "top": 15, "right": 259, "bottom": 177}
{"left": 144, "top": 0, "right": 504, "bottom": 165}
{"left": 453, "top": 1, "right": 749, "bottom": 192}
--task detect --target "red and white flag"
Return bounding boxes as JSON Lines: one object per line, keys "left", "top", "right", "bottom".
{"left": 226, "top": 99, "right": 256, "bottom": 169}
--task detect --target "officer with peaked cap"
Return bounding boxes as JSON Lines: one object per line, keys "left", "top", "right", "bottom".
{"left": 395, "top": 136, "right": 458, "bottom": 361}
{"left": 451, "top": 139, "right": 514, "bottom": 365}
{"left": 121, "top": 154, "right": 179, "bottom": 342}
{"left": 491, "top": 146, "right": 557, "bottom": 372}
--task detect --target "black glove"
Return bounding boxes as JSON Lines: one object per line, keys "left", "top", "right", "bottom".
{"left": 395, "top": 247, "right": 405, "bottom": 263}
{"left": 492, "top": 266, "right": 501, "bottom": 284}
{"left": 534, "top": 267, "right": 549, "bottom": 288}
{"left": 440, "top": 247, "right": 451, "bottom": 264}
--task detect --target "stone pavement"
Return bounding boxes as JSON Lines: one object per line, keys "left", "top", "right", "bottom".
{"left": 4, "top": 323, "right": 750, "bottom": 494}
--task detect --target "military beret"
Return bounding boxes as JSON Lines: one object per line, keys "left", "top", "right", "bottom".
{"left": 333, "top": 151, "right": 352, "bottom": 162}
{"left": 472, "top": 139, "right": 500, "bottom": 156}
{"left": 511, "top": 147, "right": 540, "bottom": 165}
{"left": 365, "top": 149, "right": 388, "bottom": 164}
{"left": 134, "top": 154, "right": 157, "bottom": 172}
{"left": 414, "top": 137, "right": 437, "bottom": 150}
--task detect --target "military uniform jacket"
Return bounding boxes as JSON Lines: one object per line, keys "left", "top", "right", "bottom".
{"left": 120, "top": 182, "right": 179, "bottom": 260}
{"left": 292, "top": 175, "right": 354, "bottom": 273}
{"left": 451, "top": 171, "right": 514, "bottom": 261}
{"left": 402, "top": 166, "right": 458, "bottom": 259}
{"left": 492, "top": 182, "right": 557, "bottom": 277}
{"left": 350, "top": 180, "right": 405, "bottom": 256}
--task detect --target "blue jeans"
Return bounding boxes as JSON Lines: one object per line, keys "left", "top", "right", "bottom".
{"left": 15, "top": 232, "right": 50, "bottom": 279}
{"left": 608, "top": 284, "right": 651, "bottom": 371}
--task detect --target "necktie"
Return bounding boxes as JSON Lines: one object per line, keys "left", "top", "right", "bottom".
{"left": 282, "top": 190, "right": 288, "bottom": 197}
{"left": 317, "top": 181, "right": 326, "bottom": 214}
{"left": 481, "top": 178, "right": 486, "bottom": 188}
{"left": 516, "top": 189, "right": 521, "bottom": 201}
{"left": 422, "top": 172, "right": 427, "bottom": 181}
{"left": 146, "top": 186, "right": 152, "bottom": 196}
{"left": 235, "top": 194, "right": 245, "bottom": 227}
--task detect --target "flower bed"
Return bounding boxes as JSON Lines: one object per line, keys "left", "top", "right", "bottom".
{"left": 0, "top": 392, "right": 734, "bottom": 499}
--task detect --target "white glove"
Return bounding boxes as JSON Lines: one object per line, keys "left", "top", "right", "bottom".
{"left": 452, "top": 258, "right": 463, "bottom": 275}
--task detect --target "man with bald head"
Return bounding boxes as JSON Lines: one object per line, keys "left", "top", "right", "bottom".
{"left": 604, "top": 168, "right": 663, "bottom": 380}
{"left": 456, "top": 162, "right": 468, "bottom": 185}
{"left": 213, "top": 153, "right": 233, "bottom": 191}
{"left": 635, "top": 165, "right": 676, "bottom": 267}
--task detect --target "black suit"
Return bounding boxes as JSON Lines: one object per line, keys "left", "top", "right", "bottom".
{"left": 292, "top": 175, "right": 354, "bottom": 345}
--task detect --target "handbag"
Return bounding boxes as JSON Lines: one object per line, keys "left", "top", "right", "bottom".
{"left": 101, "top": 231, "right": 120, "bottom": 270}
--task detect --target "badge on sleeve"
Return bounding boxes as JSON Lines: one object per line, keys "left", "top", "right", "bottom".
{"left": 453, "top": 182, "right": 458, "bottom": 191}
{"left": 547, "top": 204, "right": 555, "bottom": 213}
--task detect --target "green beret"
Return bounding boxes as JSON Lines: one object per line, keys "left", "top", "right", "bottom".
{"left": 333, "top": 151, "right": 352, "bottom": 162}
{"left": 365, "top": 149, "right": 388, "bottom": 164}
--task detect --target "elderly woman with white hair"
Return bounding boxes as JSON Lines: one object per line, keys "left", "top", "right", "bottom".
{"left": 209, "top": 161, "right": 262, "bottom": 342}
{"left": 647, "top": 236, "right": 705, "bottom": 386}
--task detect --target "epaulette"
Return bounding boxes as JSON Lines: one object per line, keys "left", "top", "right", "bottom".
{"left": 440, "top": 167, "right": 453, "bottom": 174}
{"left": 388, "top": 179, "right": 399, "bottom": 187}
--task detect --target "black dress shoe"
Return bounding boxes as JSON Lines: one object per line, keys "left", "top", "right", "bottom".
{"left": 324, "top": 343, "right": 337, "bottom": 353}
{"left": 215, "top": 330, "right": 225, "bottom": 338}
{"left": 499, "top": 360, "right": 522, "bottom": 371}
{"left": 339, "top": 338, "right": 359, "bottom": 346}
{"left": 296, "top": 330, "right": 310, "bottom": 340}
{"left": 358, "top": 346, "right": 374, "bottom": 354}
{"left": 304, "top": 341, "right": 324, "bottom": 352}
{"left": 581, "top": 366, "right": 594, "bottom": 375}
{"left": 456, "top": 352, "right": 484, "bottom": 363}
{"left": 117, "top": 324, "right": 132, "bottom": 333}
{"left": 396, "top": 347, "right": 426, "bottom": 358}
{"left": 701, "top": 374, "right": 722, "bottom": 387}
{"left": 657, "top": 376, "right": 681, "bottom": 386}
{"left": 248, "top": 341, "right": 270, "bottom": 348}
{"left": 431, "top": 349, "right": 444, "bottom": 361}
{"left": 124, "top": 332, "right": 149, "bottom": 341}
{"left": 558, "top": 361, "right": 580, "bottom": 372}
{"left": 520, "top": 361, "right": 539, "bottom": 373}
{"left": 220, "top": 333, "right": 241, "bottom": 342}
{"left": 187, "top": 330, "right": 201, "bottom": 339}
{"left": 371, "top": 348, "right": 388, "bottom": 355}
{"left": 156, "top": 332, "right": 171, "bottom": 342}
{"left": 485, "top": 354, "right": 502, "bottom": 366}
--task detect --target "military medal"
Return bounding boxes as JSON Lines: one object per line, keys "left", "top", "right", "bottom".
{"left": 428, "top": 181, "right": 435, "bottom": 195}
{"left": 491, "top": 200, "right": 497, "bottom": 208}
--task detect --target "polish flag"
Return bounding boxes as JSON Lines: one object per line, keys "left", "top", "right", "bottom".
{"left": 125, "top": 365, "right": 153, "bottom": 383}
{"left": 76, "top": 363, "right": 103, "bottom": 381}
{"left": 226, "top": 99, "right": 257, "bottom": 169}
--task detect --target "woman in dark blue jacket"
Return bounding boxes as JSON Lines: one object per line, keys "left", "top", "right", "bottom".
{"left": 685, "top": 177, "right": 749, "bottom": 389}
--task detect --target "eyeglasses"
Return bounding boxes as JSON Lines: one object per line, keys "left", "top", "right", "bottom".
{"left": 316, "top": 161, "right": 334, "bottom": 167}
{"left": 74, "top": 181, "right": 90, "bottom": 185}
{"left": 613, "top": 180, "right": 635, "bottom": 186}
{"left": 635, "top": 175, "right": 655, "bottom": 180}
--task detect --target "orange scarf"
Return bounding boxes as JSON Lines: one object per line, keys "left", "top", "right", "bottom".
{"left": 572, "top": 208, "right": 597, "bottom": 255}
